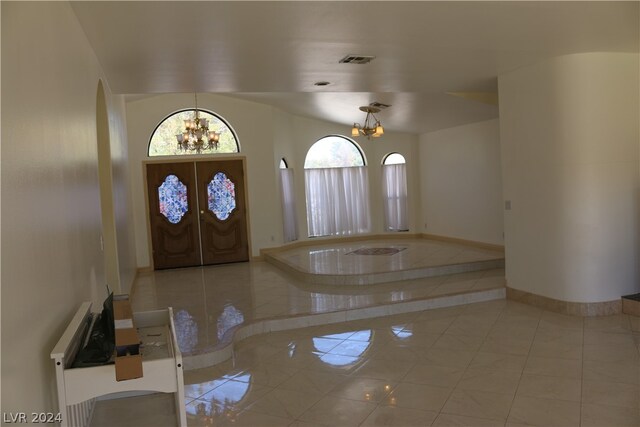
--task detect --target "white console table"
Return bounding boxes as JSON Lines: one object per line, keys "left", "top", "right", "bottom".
{"left": 50, "top": 303, "right": 186, "bottom": 427}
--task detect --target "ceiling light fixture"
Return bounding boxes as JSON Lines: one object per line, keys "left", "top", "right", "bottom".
{"left": 351, "top": 106, "right": 384, "bottom": 139}
{"left": 176, "top": 93, "right": 220, "bottom": 153}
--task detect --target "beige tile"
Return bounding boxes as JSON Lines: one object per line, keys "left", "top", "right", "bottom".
{"left": 495, "top": 312, "right": 541, "bottom": 329}
{"left": 446, "top": 315, "right": 496, "bottom": 337}
{"left": 507, "top": 395, "right": 580, "bottom": 426}
{"left": 488, "top": 323, "right": 538, "bottom": 341}
{"left": 584, "top": 314, "right": 632, "bottom": 332}
{"left": 421, "top": 347, "right": 476, "bottom": 368}
{"left": 534, "top": 326, "right": 584, "bottom": 344}
{"left": 583, "top": 329, "right": 636, "bottom": 346}
{"left": 297, "top": 395, "right": 377, "bottom": 426}
{"left": 327, "top": 377, "right": 395, "bottom": 403}
{"left": 403, "top": 363, "right": 465, "bottom": 388}
{"left": 516, "top": 374, "right": 581, "bottom": 402}
{"left": 456, "top": 368, "right": 522, "bottom": 395}
{"left": 432, "top": 333, "right": 485, "bottom": 352}
{"left": 288, "top": 421, "right": 326, "bottom": 427}
{"left": 277, "top": 370, "right": 347, "bottom": 395}
{"left": 416, "top": 306, "right": 465, "bottom": 321}
{"left": 361, "top": 406, "right": 438, "bottom": 427}
{"left": 583, "top": 343, "right": 639, "bottom": 363}
{"left": 583, "top": 360, "right": 640, "bottom": 385}
{"left": 480, "top": 334, "right": 532, "bottom": 356}
{"left": 580, "top": 403, "right": 640, "bottom": 427}
{"left": 382, "top": 382, "right": 452, "bottom": 412}
{"left": 411, "top": 317, "right": 457, "bottom": 334}
{"left": 221, "top": 409, "right": 293, "bottom": 427}
{"left": 538, "top": 312, "right": 584, "bottom": 330}
{"left": 582, "top": 380, "right": 640, "bottom": 409}
{"left": 469, "top": 352, "right": 527, "bottom": 373}
{"left": 432, "top": 413, "right": 505, "bottom": 427}
{"left": 352, "top": 357, "right": 414, "bottom": 381}
{"left": 225, "top": 363, "right": 298, "bottom": 388}
{"left": 523, "top": 356, "right": 582, "bottom": 379}
{"left": 528, "top": 339, "right": 582, "bottom": 360}
{"left": 244, "top": 388, "right": 323, "bottom": 420}
{"left": 441, "top": 389, "right": 514, "bottom": 421}
{"left": 370, "top": 345, "right": 424, "bottom": 363}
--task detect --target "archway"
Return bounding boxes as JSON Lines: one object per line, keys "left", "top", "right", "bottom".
{"left": 96, "top": 80, "right": 121, "bottom": 292}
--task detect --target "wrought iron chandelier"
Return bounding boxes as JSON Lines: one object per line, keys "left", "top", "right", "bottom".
{"left": 176, "top": 93, "right": 221, "bottom": 153}
{"left": 351, "top": 106, "right": 384, "bottom": 139}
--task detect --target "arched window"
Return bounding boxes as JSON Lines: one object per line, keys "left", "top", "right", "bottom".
{"left": 304, "top": 136, "right": 370, "bottom": 237}
{"left": 383, "top": 152, "right": 406, "bottom": 165}
{"left": 148, "top": 109, "right": 239, "bottom": 156}
{"left": 279, "top": 157, "right": 298, "bottom": 242}
{"left": 304, "top": 135, "right": 365, "bottom": 168}
{"left": 382, "top": 152, "right": 409, "bottom": 231}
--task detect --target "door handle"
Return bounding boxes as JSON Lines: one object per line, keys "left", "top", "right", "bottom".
{"left": 200, "top": 210, "right": 205, "bottom": 215}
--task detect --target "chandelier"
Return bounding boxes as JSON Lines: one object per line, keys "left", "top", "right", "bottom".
{"left": 351, "top": 106, "right": 384, "bottom": 139}
{"left": 176, "top": 93, "right": 221, "bottom": 153}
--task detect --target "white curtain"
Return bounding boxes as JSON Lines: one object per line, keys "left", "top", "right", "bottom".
{"left": 381, "top": 163, "right": 409, "bottom": 231}
{"left": 280, "top": 168, "right": 298, "bottom": 242}
{"left": 305, "top": 167, "right": 371, "bottom": 237}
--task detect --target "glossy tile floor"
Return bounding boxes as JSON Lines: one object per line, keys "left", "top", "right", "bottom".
{"left": 92, "top": 299, "right": 640, "bottom": 427}
{"left": 94, "top": 239, "right": 639, "bottom": 426}
{"left": 182, "top": 301, "right": 640, "bottom": 427}
{"left": 131, "top": 260, "right": 505, "bottom": 357}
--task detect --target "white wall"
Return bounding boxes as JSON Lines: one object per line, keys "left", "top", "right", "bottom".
{"left": 499, "top": 52, "right": 640, "bottom": 303}
{"left": 1, "top": 1, "right": 136, "bottom": 413}
{"left": 127, "top": 94, "right": 421, "bottom": 267}
{"left": 419, "top": 119, "right": 504, "bottom": 245}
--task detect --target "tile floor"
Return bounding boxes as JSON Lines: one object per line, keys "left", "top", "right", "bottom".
{"left": 180, "top": 300, "right": 639, "bottom": 427}
{"left": 92, "top": 239, "right": 639, "bottom": 426}
{"left": 130, "top": 245, "right": 505, "bottom": 357}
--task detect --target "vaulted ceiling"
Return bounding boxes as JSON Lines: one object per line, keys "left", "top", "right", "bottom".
{"left": 71, "top": 1, "right": 638, "bottom": 134}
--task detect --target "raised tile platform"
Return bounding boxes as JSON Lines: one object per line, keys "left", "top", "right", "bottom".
{"left": 263, "top": 239, "right": 505, "bottom": 285}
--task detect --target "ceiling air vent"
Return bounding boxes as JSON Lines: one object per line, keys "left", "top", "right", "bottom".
{"left": 339, "top": 54, "right": 376, "bottom": 64}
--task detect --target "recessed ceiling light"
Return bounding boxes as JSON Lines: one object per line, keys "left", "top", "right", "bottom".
{"left": 314, "top": 81, "right": 331, "bottom": 86}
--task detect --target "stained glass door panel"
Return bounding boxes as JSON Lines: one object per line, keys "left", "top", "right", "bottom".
{"left": 196, "top": 160, "right": 249, "bottom": 265}
{"left": 146, "top": 163, "right": 201, "bottom": 269}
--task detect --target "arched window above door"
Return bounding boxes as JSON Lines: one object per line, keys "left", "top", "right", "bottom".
{"left": 148, "top": 109, "right": 239, "bottom": 156}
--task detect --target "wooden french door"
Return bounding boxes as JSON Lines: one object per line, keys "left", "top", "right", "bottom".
{"left": 147, "top": 159, "right": 249, "bottom": 270}
{"left": 196, "top": 160, "right": 249, "bottom": 264}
